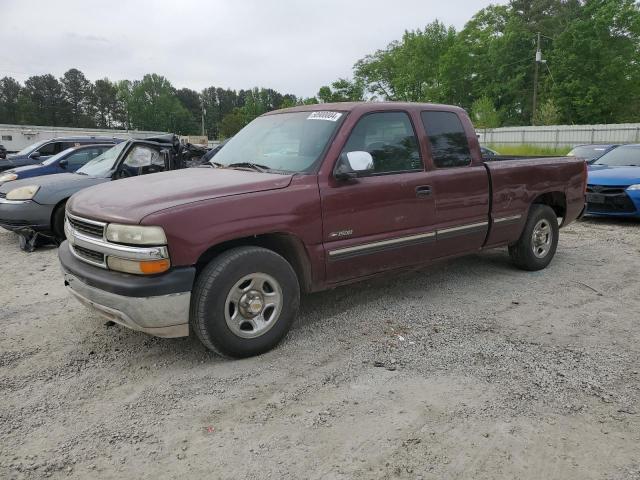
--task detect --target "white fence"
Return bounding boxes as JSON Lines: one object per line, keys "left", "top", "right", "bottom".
{"left": 0, "top": 124, "right": 167, "bottom": 152}
{"left": 477, "top": 123, "right": 640, "bottom": 148}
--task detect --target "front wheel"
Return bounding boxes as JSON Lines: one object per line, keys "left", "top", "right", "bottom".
{"left": 508, "top": 205, "right": 559, "bottom": 271}
{"left": 190, "top": 246, "right": 300, "bottom": 358}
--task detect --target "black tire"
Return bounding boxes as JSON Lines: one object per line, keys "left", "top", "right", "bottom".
{"left": 51, "top": 200, "right": 68, "bottom": 241}
{"left": 508, "top": 204, "right": 559, "bottom": 271}
{"left": 190, "top": 246, "right": 300, "bottom": 358}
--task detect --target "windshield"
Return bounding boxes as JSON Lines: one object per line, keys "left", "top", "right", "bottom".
{"left": 211, "top": 111, "right": 345, "bottom": 172}
{"left": 12, "top": 139, "right": 48, "bottom": 157}
{"left": 568, "top": 145, "right": 611, "bottom": 161}
{"left": 42, "top": 147, "right": 76, "bottom": 166}
{"left": 76, "top": 142, "right": 128, "bottom": 176}
{"left": 593, "top": 145, "right": 640, "bottom": 167}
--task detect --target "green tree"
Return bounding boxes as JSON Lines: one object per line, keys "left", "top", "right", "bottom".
{"left": 471, "top": 96, "right": 500, "bottom": 128}
{"left": 549, "top": 0, "right": 640, "bottom": 124}
{"left": 176, "top": 88, "right": 202, "bottom": 133}
{"left": 128, "top": 74, "right": 195, "bottom": 133}
{"left": 92, "top": 78, "right": 119, "bottom": 128}
{"left": 317, "top": 78, "right": 364, "bottom": 102}
{"left": 22, "top": 74, "right": 69, "bottom": 126}
{"left": 534, "top": 99, "right": 560, "bottom": 125}
{"left": 115, "top": 80, "right": 134, "bottom": 129}
{"left": 60, "top": 68, "right": 93, "bottom": 127}
{"left": 0, "top": 77, "right": 22, "bottom": 124}
{"left": 220, "top": 108, "right": 245, "bottom": 138}
{"left": 354, "top": 21, "right": 457, "bottom": 101}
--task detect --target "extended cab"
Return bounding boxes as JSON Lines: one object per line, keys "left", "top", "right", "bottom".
{"left": 58, "top": 103, "right": 587, "bottom": 358}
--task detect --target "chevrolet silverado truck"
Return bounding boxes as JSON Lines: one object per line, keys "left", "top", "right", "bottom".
{"left": 59, "top": 102, "right": 587, "bottom": 358}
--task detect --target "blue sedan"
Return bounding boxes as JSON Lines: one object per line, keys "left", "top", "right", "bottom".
{"left": 0, "top": 144, "right": 113, "bottom": 186}
{"left": 586, "top": 144, "right": 640, "bottom": 218}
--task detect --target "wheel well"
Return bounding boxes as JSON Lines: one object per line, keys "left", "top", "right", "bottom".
{"left": 50, "top": 198, "right": 69, "bottom": 230}
{"left": 532, "top": 192, "right": 566, "bottom": 219}
{"left": 195, "top": 233, "right": 313, "bottom": 293}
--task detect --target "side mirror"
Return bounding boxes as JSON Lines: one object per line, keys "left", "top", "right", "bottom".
{"left": 30, "top": 151, "right": 41, "bottom": 159}
{"left": 59, "top": 159, "right": 68, "bottom": 168}
{"left": 334, "top": 151, "right": 374, "bottom": 180}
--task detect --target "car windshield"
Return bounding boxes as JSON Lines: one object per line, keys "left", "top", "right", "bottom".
{"left": 42, "top": 147, "right": 76, "bottom": 166}
{"left": 593, "top": 145, "right": 640, "bottom": 167}
{"left": 12, "top": 139, "right": 48, "bottom": 157}
{"left": 76, "top": 142, "right": 128, "bottom": 176}
{"left": 568, "top": 145, "right": 611, "bottom": 161}
{"left": 211, "top": 111, "right": 345, "bottom": 173}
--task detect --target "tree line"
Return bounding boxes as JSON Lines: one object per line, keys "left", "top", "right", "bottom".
{"left": 317, "top": 0, "right": 640, "bottom": 128}
{"left": 1, "top": 0, "right": 639, "bottom": 136}
{"left": 0, "top": 70, "right": 318, "bottom": 138}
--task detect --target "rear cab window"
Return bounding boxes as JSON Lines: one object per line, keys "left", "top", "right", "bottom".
{"left": 421, "top": 111, "right": 472, "bottom": 168}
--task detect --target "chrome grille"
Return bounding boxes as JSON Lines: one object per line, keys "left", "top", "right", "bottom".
{"left": 67, "top": 214, "right": 105, "bottom": 238}
{"left": 73, "top": 245, "right": 105, "bottom": 264}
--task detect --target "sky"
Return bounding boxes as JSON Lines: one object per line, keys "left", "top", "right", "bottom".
{"left": 0, "top": 0, "right": 506, "bottom": 98}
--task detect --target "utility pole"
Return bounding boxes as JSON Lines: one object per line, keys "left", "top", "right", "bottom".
{"left": 200, "top": 96, "right": 206, "bottom": 137}
{"left": 532, "top": 31, "right": 541, "bottom": 125}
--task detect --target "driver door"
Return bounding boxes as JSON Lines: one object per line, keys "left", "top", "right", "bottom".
{"left": 117, "top": 145, "right": 166, "bottom": 178}
{"left": 320, "top": 111, "right": 437, "bottom": 284}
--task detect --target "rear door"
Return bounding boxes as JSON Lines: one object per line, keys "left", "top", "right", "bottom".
{"left": 420, "top": 110, "right": 490, "bottom": 258}
{"left": 320, "top": 111, "right": 437, "bottom": 283}
{"left": 63, "top": 146, "right": 111, "bottom": 172}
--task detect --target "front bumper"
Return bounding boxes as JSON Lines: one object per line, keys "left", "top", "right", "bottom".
{"left": 0, "top": 197, "right": 53, "bottom": 232}
{"left": 59, "top": 241, "right": 196, "bottom": 338}
{"left": 585, "top": 187, "right": 640, "bottom": 218}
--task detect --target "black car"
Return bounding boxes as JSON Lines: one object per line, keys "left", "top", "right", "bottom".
{"left": 480, "top": 146, "right": 499, "bottom": 158}
{"left": 0, "top": 144, "right": 6, "bottom": 159}
{"left": 0, "top": 136, "right": 123, "bottom": 172}
{"left": 567, "top": 144, "right": 619, "bottom": 164}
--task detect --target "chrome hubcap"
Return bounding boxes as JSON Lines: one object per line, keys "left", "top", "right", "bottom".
{"left": 224, "top": 273, "right": 283, "bottom": 339}
{"left": 532, "top": 219, "right": 552, "bottom": 258}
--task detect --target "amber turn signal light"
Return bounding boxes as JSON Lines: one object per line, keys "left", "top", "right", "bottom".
{"left": 107, "top": 257, "right": 170, "bottom": 275}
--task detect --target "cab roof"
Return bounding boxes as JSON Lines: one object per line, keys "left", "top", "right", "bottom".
{"left": 263, "top": 101, "right": 466, "bottom": 116}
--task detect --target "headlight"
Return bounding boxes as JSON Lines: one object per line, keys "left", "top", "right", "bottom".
{"left": 0, "top": 173, "right": 18, "bottom": 182}
{"left": 627, "top": 184, "right": 640, "bottom": 191}
{"left": 5, "top": 185, "right": 39, "bottom": 200}
{"left": 105, "top": 223, "right": 167, "bottom": 245}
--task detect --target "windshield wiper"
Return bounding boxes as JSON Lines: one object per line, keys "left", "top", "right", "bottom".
{"left": 226, "top": 162, "right": 270, "bottom": 173}
{"left": 76, "top": 171, "right": 88, "bottom": 176}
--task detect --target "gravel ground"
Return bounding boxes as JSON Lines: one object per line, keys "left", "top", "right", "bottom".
{"left": 0, "top": 218, "right": 639, "bottom": 480}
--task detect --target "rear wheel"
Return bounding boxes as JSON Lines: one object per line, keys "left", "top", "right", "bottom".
{"left": 508, "top": 205, "right": 559, "bottom": 271}
{"left": 190, "top": 246, "right": 300, "bottom": 358}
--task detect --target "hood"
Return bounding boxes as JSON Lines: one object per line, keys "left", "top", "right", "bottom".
{"left": 587, "top": 165, "right": 640, "bottom": 186}
{"left": 3, "top": 163, "right": 47, "bottom": 175}
{"left": 0, "top": 158, "right": 16, "bottom": 171}
{"left": 0, "top": 173, "right": 109, "bottom": 205}
{"left": 67, "top": 167, "right": 294, "bottom": 223}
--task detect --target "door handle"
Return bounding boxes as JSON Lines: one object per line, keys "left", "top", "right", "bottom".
{"left": 415, "top": 185, "right": 432, "bottom": 198}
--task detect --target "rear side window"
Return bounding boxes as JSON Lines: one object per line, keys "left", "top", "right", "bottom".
{"left": 341, "top": 112, "right": 422, "bottom": 175}
{"left": 66, "top": 147, "right": 107, "bottom": 167}
{"left": 37, "top": 142, "right": 57, "bottom": 155}
{"left": 421, "top": 111, "right": 471, "bottom": 168}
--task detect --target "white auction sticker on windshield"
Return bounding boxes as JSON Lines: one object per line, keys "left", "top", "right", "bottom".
{"left": 307, "top": 111, "right": 342, "bottom": 122}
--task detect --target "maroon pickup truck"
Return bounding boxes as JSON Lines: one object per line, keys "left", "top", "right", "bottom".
{"left": 59, "top": 102, "right": 587, "bottom": 357}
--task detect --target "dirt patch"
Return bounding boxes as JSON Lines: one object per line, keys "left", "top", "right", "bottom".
{"left": 1, "top": 218, "right": 639, "bottom": 479}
